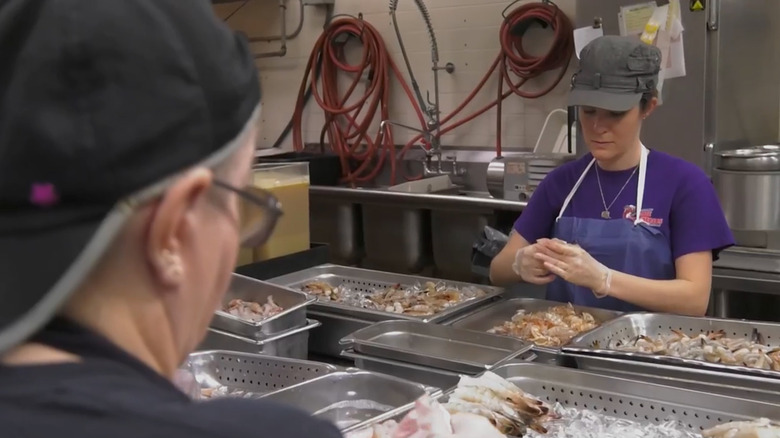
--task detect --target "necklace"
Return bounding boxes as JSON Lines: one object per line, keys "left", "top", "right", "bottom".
{"left": 595, "top": 164, "right": 638, "bottom": 219}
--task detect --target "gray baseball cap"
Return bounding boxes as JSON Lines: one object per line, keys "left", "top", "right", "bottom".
{"left": 569, "top": 35, "right": 662, "bottom": 111}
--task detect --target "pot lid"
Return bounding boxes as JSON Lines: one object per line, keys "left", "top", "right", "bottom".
{"left": 716, "top": 145, "right": 780, "bottom": 171}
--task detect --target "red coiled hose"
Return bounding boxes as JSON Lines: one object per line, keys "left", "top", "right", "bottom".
{"left": 293, "top": 2, "right": 574, "bottom": 182}
{"left": 393, "top": 2, "right": 574, "bottom": 166}
{"left": 291, "top": 17, "right": 426, "bottom": 185}
{"left": 495, "top": 1, "right": 574, "bottom": 156}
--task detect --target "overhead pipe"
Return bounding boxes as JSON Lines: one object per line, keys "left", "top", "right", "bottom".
{"left": 248, "top": 0, "right": 304, "bottom": 43}
{"left": 254, "top": 0, "right": 289, "bottom": 58}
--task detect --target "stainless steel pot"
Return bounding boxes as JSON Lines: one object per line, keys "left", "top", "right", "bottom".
{"left": 717, "top": 145, "right": 780, "bottom": 171}
{"left": 713, "top": 146, "right": 780, "bottom": 242}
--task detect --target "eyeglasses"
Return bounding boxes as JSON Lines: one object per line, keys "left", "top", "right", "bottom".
{"left": 122, "top": 167, "right": 282, "bottom": 249}
{"left": 212, "top": 180, "right": 283, "bottom": 248}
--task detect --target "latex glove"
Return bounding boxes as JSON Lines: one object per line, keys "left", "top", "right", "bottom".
{"left": 534, "top": 238, "right": 612, "bottom": 297}
{"left": 512, "top": 244, "right": 555, "bottom": 285}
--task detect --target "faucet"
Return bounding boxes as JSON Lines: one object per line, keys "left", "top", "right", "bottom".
{"left": 379, "top": 120, "right": 466, "bottom": 177}
{"left": 389, "top": 0, "right": 444, "bottom": 131}
{"left": 385, "top": 0, "right": 461, "bottom": 178}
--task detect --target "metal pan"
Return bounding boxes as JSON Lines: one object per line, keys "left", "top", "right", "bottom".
{"left": 184, "top": 350, "right": 337, "bottom": 398}
{"left": 563, "top": 352, "right": 780, "bottom": 405}
{"left": 342, "top": 349, "right": 547, "bottom": 391}
{"left": 199, "top": 319, "right": 320, "bottom": 360}
{"left": 261, "top": 368, "right": 441, "bottom": 433}
{"left": 340, "top": 320, "right": 533, "bottom": 374}
{"left": 564, "top": 313, "right": 780, "bottom": 380}
{"left": 487, "top": 363, "right": 780, "bottom": 429}
{"left": 267, "top": 264, "right": 503, "bottom": 323}
{"left": 352, "top": 362, "right": 780, "bottom": 434}
{"left": 210, "top": 273, "right": 313, "bottom": 339}
{"left": 341, "top": 348, "right": 463, "bottom": 391}
{"left": 446, "top": 298, "right": 622, "bottom": 354}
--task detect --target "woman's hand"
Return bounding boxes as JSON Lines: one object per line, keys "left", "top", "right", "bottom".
{"left": 512, "top": 244, "right": 555, "bottom": 285}
{"left": 534, "top": 238, "right": 611, "bottom": 295}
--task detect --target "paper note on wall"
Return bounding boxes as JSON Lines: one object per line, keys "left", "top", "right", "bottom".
{"left": 618, "top": 2, "right": 656, "bottom": 37}
{"left": 617, "top": 0, "right": 686, "bottom": 82}
{"left": 573, "top": 26, "right": 604, "bottom": 59}
{"left": 663, "top": 14, "right": 686, "bottom": 79}
{"left": 666, "top": 0, "right": 682, "bottom": 33}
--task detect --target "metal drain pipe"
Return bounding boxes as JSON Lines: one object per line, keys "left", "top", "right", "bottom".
{"left": 254, "top": 0, "right": 289, "bottom": 58}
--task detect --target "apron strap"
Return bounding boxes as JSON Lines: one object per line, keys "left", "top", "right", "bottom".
{"left": 633, "top": 144, "right": 650, "bottom": 226}
{"left": 556, "top": 158, "right": 595, "bottom": 222}
{"left": 557, "top": 145, "right": 650, "bottom": 224}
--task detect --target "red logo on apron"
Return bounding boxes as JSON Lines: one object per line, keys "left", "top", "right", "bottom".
{"left": 623, "top": 205, "right": 663, "bottom": 226}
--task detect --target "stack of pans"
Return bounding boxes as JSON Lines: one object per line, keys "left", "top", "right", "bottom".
{"left": 198, "top": 273, "right": 319, "bottom": 359}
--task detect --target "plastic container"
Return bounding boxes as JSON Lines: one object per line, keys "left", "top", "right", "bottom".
{"left": 255, "top": 152, "right": 341, "bottom": 186}
{"left": 251, "top": 162, "right": 311, "bottom": 261}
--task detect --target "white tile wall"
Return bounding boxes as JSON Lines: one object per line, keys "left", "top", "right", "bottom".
{"left": 215, "top": 0, "right": 577, "bottom": 151}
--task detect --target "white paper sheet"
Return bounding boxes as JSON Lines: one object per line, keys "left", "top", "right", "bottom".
{"left": 573, "top": 26, "right": 604, "bottom": 59}
{"left": 618, "top": 2, "right": 656, "bottom": 36}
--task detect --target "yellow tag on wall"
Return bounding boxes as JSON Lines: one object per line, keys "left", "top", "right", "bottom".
{"left": 640, "top": 23, "right": 660, "bottom": 44}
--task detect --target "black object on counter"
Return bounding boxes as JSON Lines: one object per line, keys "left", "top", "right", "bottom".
{"left": 471, "top": 226, "right": 510, "bottom": 278}
{"left": 235, "top": 243, "right": 331, "bottom": 280}
{"left": 255, "top": 152, "right": 342, "bottom": 186}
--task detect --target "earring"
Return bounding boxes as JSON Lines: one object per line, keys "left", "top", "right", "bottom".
{"left": 160, "top": 249, "right": 175, "bottom": 264}
{"left": 160, "top": 249, "right": 183, "bottom": 279}
{"left": 170, "top": 264, "right": 184, "bottom": 279}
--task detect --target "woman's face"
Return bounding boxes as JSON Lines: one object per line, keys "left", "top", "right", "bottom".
{"left": 578, "top": 100, "right": 655, "bottom": 165}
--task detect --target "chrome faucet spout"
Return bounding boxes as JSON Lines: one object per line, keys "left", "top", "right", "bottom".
{"left": 379, "top": 118, "right": 465, "bottom": 178}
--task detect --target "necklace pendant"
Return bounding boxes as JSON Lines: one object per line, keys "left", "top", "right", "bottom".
{"left": 601, "top": 210, "right": 610, "bottom": 219}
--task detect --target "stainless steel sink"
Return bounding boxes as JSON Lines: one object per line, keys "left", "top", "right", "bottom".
{"left": 310, "top": 197, "right": 363, "bottom": 265}
{"left": 361, "top": 200, "right": 432, "bottom": 274}
{"left": 309, "top": 185, "right": 525, "bottom": 279}
{"left": 427, "top": 187, "right": 495, "bottom": 281}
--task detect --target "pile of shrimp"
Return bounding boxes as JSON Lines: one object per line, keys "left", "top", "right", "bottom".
{"left": 444, "top": 372, "right": 551, "bottom": 436}
{"left": 607, "top": 329, "right": 780, "bottom": 371}
{"left": 345, "top": 370, "right": 780, "bottom": 438}
{"left": 302, "top": 281, "right": 486, "bottom": 317}
{"left": 223, "top": 296, "right": 284, "bottom": 323}
{"left": 489, "top": 304, "right": 599, "bottom": 347}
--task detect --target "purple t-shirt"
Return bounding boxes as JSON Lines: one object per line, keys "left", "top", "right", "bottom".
{"left": 514, "top": 150, "right": 735, "bottom": 261}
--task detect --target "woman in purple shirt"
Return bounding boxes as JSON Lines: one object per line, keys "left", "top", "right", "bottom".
{"left": 489, "top": 36, "right": 734, "bottom": 315}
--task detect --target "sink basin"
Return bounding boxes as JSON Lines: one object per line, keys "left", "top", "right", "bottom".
{"left": 429, "top": 187, "right": 493, "bottom": 198}
{"left": 387, "top": 175, "right": 456, "bottom": 194}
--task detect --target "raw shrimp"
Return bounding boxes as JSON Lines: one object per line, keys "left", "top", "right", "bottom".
{"left": 224, "top": 296, "right": 283, "bottom": 322}
{"left": 300, "top": 280, "right": 486, "bottom": 317}
{"left": 608, "top": 329, "right": 780, "bottom": 371}
{"left": 489, "top": 303, "right": 601, "bottom": 347}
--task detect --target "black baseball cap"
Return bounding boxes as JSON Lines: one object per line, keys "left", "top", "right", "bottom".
{"left": 0, "top": 0, "right": 261, "bottom": 352}
{"left": 569, "top": 35, "right": 662, "bottom": 111}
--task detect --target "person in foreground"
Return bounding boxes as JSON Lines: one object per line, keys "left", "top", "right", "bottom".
{"left": 0, "top": 1, "right": 342, "bottom": 437}
{"left": 490, "top": 36, "right": 734, "bottom": 315}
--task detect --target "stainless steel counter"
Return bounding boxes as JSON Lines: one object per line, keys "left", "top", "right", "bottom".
{"left": 712, "top": 247, "right": 780, "bottom": 297}
{"left": 712, "top": 268, "right": 780, "bottom": 295}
